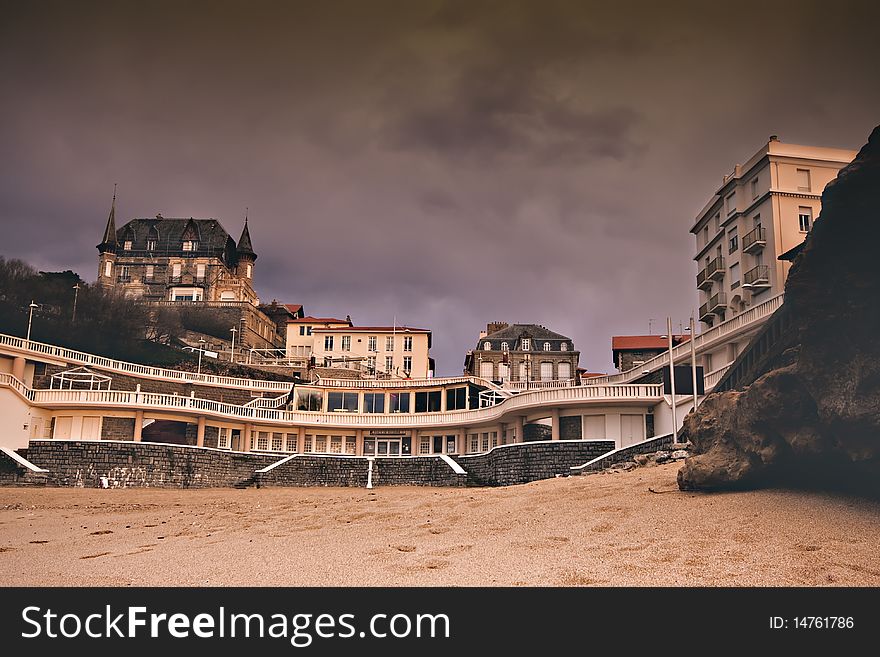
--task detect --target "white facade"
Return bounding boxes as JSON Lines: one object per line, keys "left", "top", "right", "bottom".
{"left": 691, "top": 136, "right": 855, "bottom": 331}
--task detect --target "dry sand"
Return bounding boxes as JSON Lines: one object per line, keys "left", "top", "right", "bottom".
{"left": 2, "top": 463, "right": 879, "bottom": 586}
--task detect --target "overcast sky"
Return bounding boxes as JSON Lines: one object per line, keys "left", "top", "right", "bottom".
{"left": 1, "top": 0, "right": 878, "bottom": 374}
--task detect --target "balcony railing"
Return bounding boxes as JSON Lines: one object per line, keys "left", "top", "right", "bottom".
{"left": 696, "top": 268, "right": 712, "bottom": 290}
{"left": 707, "top": 255, "right": 726, "bottom": 281}
{"left": 742, "top": 226, "right": 766, "bottom": 253}
{"left": 743, "top": 264, "right": 770, "bottom": 290}
{"left": 699, "top": 292, "right": 727, "bottom": 322}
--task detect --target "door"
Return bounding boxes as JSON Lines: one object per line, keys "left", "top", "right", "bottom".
{"left": 583, "top": 415, "right": 606, "bottom": 440}
{"left": 81, "top": 416, "right": 101, "bottom": 440}
{"left": 620, "top": 414, "right": 645, "bottom": 447}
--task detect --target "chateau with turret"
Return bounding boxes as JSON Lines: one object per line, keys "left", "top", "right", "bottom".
{"left": 95, "top": 193, "right": 288, "bottom": 351}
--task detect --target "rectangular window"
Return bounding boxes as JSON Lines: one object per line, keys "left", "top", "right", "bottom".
{"left": 324, "top": 335, "right": 334, "bottom": 351}
{"left": 403, "top": 336, "right": 413, "bottom": 352}
{"left": 367, "top": 355, "right": 376, "bottom": 373}
{"left": 368, "top": 336, "right": 377, "bottom": 352}
{"left": 344, "top": 436, "right": 356, "bottom": 455}
{"left": 728, "top": 229, "right": 738, "bottom": 254}
{"left": 414, "top": 391, "right": 441, "bottom": 413}
{"left": 540, "top": 361, "right": 554, "bottom": 381}
{"left": 118, "top": 265, "right": 130, "bottom": 281}
{"left": 730, "top": 262, "right": 740, "bottom": 290}
{"left": 385, "top": 336, "right": 394, "bottom": 351}
{"left": 469, "top": 434, "right": 479, "bottom": 453}
{"left": 306, "top": 326, "right": 312, "bottom": 335}
{"left": 218, "top": 427, "right": 230, "bottom": 449}
{"left": 256, "top": 431, "right": 269, "bottom": 451}
{"left": 419, "top": 436, "right": 431, "bottom": 455}
{"left": 196, "top": 263, "right": 206, "bottom": 280}
{"left": 314, "top": 435, "right": 327, "bottom": 453}
{"left": 445, "top": 387, "right": 467, "bottom": 410}
{"left": 341, "top": 335, "right": 351, "bottom": 351}
{"left": 172, "top": 263, "right": 181, "bottom": 279}
{"left": 725, "top": 193, "right": 736, "bottom": 216}
{"left": 271, "top": 432, "right": 283, "bottom": 451}
{"left": 385, "top": 355, "right": 393, "bottom": 373}
{"left": 703, "top": 226, "right": 709, "bottom": 246}
{"left": 714, "top": 213, "right": 720, "bottom": 232}
{"left": 521, "top": 338, "right": 530, "bottom": 351}
{"left": 285, "top": 433, "right": 298, "bottom": 452}
{"left": 296, "top": 389, "right": 323, "bottom": 412}
{"left": 104, "top": 261, "right": 112, "bottom": 277}
{"left": 364, "top": 392, "right": 385, "bottom": 413}
{"left": 299, "top": 326, "right": 306, "bottom": 336}
{"left": 751, "top": 177, "right": 759, "bottom": 199}
{"left": 303, "top": 435, "right": 313, "bottom": 453}
{"left": 390, "top": 392, "right": 410, "bottom": 413}
{"left": 123, "top": 240, "right": 132, "bottom": 250}
{"left": 182, "top": 240, "right": 196, "bottom": 251}
{"left": 145, "top": 265, "right": 154, "bottom": 280}
{"left": 403, "top": 356, "right": 412, "bottom": 373}
{"left": 330, "top": 436, "right": 342, "bottom": 454}
{"left": 481, "top": 432, "right": 490, "bottom": 452}
{"left": 147, "top": 239, "right": 157, "bottom": 250}
{"left": 327, "top": 391, "right": 359, "bottom": 412}
{"left": 798, "top": 207, "right": 813, "bottom": 232}
{"left": 796, "top": 168, "right": 811, "bottom": 192}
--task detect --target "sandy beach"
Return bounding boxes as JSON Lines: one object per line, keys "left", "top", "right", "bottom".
{"left": 2, "top": 462, "right": 879, "bottom": 586}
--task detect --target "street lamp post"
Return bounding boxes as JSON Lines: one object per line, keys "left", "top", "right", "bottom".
{"left": 230, "top": 326, "right": 237, "bottom": 363}
{"left": 72, "top": 284, "right": 80, "bottom": 323}
{"left": 26, "top": 301, "right": 38, "bottom": 342}
{"left": 666, "top": 317, "right": 678, "bottom": 444}
{"left": 197, "top": 338, "right": 206, "bottom": 375}
{"left": 687, "top": 313, "right": 699, "bottom": 413}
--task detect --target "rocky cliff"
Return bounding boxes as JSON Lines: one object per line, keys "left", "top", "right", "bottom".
{"left": 678, "top": 125, "right": 880, "bottom": 494}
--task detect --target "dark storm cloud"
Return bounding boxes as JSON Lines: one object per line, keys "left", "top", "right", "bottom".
{"left": 1, "top": 0, "right": 879, "bottom": 374}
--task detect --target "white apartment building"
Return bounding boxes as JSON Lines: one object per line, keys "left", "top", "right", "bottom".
{"left": 286, "top": 315, "right": 352, "bottom": 358}
{"left": 690, "top": 135, "right": 855, "bottom": 373}
{"left": 311, "top": 326, "right": 433, "bottom": 379}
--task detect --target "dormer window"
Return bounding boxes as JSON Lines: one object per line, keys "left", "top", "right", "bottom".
{"left": 483, "top": 341, "right": 491, "bottom": 350}
{"left": 501, "top": 342, "right": 509, "bottom": 351}
{"left": 543, "top": 342, "right": 551, "bottom": 351}
{"left": 123, "top": 240, "right": 132, "bottom": 250}
{"left": 147, "top": 239, "right": 157, "bottom": 250}
{"left": 182, "top": 240, "right": 198, "bottom": 251}
{"left": 561, "top": 342, "right": 568, "bottom": 352}
{"left": 521, "top": 339, "right": 530, "bottom": 351}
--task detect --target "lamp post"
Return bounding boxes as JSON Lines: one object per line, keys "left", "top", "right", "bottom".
{"left": 26, "top": 301, "right": 38, "bottom": 342}
{"left": 71, "top": 284, "right": 80, "bottom": 323}
{"left": 197, "top": 338, "right": 206, "bottom": 375}
{"left": 230, "top": 326, "right": 237, "bottom": 363}
{"left": 666, "top": 317, "right": 678, "bottom": 444}
{"left": 686, "top": 312, "right": 699, "bottom": 414}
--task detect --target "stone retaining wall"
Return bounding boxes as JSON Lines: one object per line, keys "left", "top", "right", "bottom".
{"left": 0, "top": 449, "right": 48, "bottom": 486}
{"left": 26, "top": 440, "right": 277, "bottom": 488}
{"left": 454, "top": 440, "right": 615, "bottom": 487}
{"left": 571, "top": 433, "right": 677, "bottom": 474}
{"left": 373, "top": 457, "right": 467, "bottom": 487}
{"left": 255, "top": 456, "right": 368, "bottom": 488}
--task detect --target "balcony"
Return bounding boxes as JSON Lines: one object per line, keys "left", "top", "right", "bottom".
{"left": 707, "top": 255, "right": 726, "bottom": 281}
{"left": 743, "top": 264, "right": 770, "bottom": 291}
{"left": 116, "top": 275, "right": 131, "bottom": 283}
{"left": 699, "top": 292, "right": 727, "bottom": 322}
{"left": 696, "top": 268, "right": 712, "bottom": 290}
{"left": 742, "top": 226, "right": 766, "bottom": 254}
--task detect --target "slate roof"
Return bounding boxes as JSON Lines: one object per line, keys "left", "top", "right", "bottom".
{"left": 475, "top": 323, "right": 575, "bottom": 350}
{"left": 109, "top": 216, "right": 245, "bottom": 268}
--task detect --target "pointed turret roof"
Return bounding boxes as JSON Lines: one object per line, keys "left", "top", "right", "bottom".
{"left": 97, "top": 187, "right": 118, "bottom": 253}
{"left": 236, "top": 213, "right": 257, "bottom": 260}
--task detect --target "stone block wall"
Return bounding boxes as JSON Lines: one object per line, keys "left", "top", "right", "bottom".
{"left": 373, "top": 457, "right": 467, "bottom": 487}
{"left": 101, "top": 417, "right": 136, "bottom": 441}
{"left": 454, "top": 440, "right": 615, "bottom": 487}
{"left": 572, "top": 434, "right": 676, "bottom": 474}
{"left": 0, "top": 450, "right": 47, "bottom": 486}
{"left": 255, "top": 456, "right": 368, "bottom": 487}
{"left": 26, "top": 440, "right": 277, "bottom": 488}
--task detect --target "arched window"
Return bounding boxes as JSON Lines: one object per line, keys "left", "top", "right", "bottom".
{"left": 500, "top": 342, "right": 509, "bottom": 351}
{"left": 543, "top": 342, "right": 551, "bottom": 351}
{"left": 483, "top": 341, "right": 491, "bottom": 350}
{"left": 560, "top": 342, "right": 568, "bottom": 351}
{"left": 147, "top": 226, "right": 159, "bottom": 251}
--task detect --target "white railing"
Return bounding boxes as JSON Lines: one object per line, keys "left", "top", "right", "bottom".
{"left": 0, "top": 373, "right": 35, "bottom": 401}
{"left": 315, "top": 375, "right": 502, "bottom": 390}
{"left": 242, "top": 393, "right": 291, "bottom": 409}
{"left": 703, "top": 364, "right": 732, "bottom": 390}
{"left": 22, "top": 381, "right": 663, "bottom": 429}
{"left": 503, "top": 379, "right": 578, "bottom": 391}
{"left": 586, "top": 293, "right": 783, "bottom": 386}
{"left": 0, "top": 333, "right": 294, "bottom": 391}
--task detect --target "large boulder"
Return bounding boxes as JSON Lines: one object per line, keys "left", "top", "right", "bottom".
{"left": 679, "top": 125, "right": 880, "bottom": 493}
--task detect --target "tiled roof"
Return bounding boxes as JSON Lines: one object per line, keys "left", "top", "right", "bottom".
{"left": 284, "top": 304, "right": 303, "bottom": 314}
{"left": 611, "top": 335, "right": 690, "bottom": 351}
{"left": 288, "top": 316, "right": 350, "bottom": 324}
{"left": 316, "top": 326, "right": 430, "bottom": 333}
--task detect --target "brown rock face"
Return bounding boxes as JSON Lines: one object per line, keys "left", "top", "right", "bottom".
{"left": 679, "top": 125, "right": 880, "bottom": 494}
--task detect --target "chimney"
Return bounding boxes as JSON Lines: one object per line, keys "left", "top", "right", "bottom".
{"left": 486, "top": 321, "right": 508, "bottom": 335}
{"left": 769, "top": 135, "right": 779, "bottom": 142}
{"left": 479, "top": 331, "right": 487, "bottom": 339}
